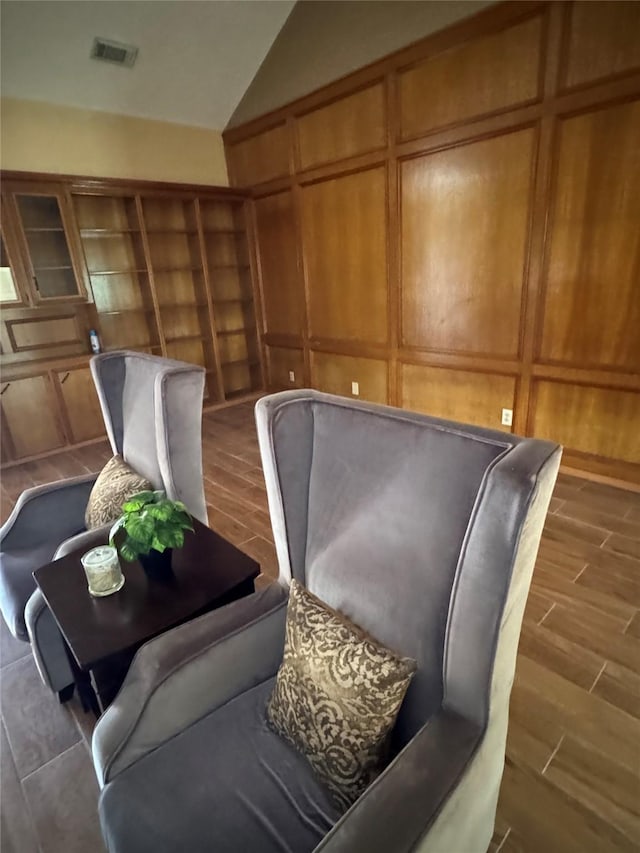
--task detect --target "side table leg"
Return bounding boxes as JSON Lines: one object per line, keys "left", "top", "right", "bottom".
{"left": 61, "top": 637, "right": 101, "bottom": 718}
{"left": 57, "top": 683, "right": 75, "bottom": 704}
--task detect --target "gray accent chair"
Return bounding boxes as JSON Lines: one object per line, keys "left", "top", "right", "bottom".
{"left": 93, "top": 390, "right": 561, "bottom": 853}
{"left": 0, "top": 351, "right": 206, "bottom": 696}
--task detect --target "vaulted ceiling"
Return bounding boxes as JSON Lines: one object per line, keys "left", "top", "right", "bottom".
{"left": 2, "top": 1, "right": 490, "bottom": 132}
{"left": 1, "top": 0, "right": 295, "bottom": 129}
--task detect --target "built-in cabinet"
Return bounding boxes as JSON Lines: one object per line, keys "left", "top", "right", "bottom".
{"left": 0, "top": 173, "right": 264, "bottom": 464}
{"left": 1, "top": 373, "right": 66, "bottom": 460}
{"left": 0, "top": 362, "right": 106, "bottom": 463}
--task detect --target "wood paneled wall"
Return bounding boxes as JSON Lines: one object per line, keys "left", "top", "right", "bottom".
{"left": 224, "top": 0, "right": 640, "bottom": 483}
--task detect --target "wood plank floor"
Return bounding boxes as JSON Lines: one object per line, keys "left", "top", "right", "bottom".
{"left": 1, "top": 400, "right": 639, "bottom": 852}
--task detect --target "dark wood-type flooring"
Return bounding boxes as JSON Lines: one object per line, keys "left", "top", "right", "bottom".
{"left": 1, "top": 400, "right": 639, "bottom": 853}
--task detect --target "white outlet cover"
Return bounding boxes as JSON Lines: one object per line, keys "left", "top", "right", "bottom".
{"left": 288, "top": 370, "right": 295, "bottom": 383}
{"left": 351, "top": 381, "right": 360, "bottom": 396}
{"left": 501, "top": 408, "right": 513, "bottom": 427}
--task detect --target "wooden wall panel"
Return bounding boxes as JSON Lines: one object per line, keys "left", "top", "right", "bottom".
{"left": 532, "top": 381, "right": 640, "bottom": 464}
{"left": 226, "top": 0, "right": 640, "bottom": 482}
{"left": 539, "top": 99, "right": 640, "bottom": 371}
{"left": 563, "top": 1, "right": 640, "bottom": 90}
{"left": 310, "top": 351, "right": 388, "bottom": 404}
{"left": 301, "top": 168, "right": 388, "bottom": 344}
{"left": 254, "top": 192, "right": 304, "bottom": 337}
{"left": 266, "top": 346, "right": 305, "bottom": 389}
{"left": 401, "top": 129, "right": 534, "bottom": 356}
{"left": 228, "top": 124, "right": 289, "bottom": 186}
{"left": 400, "top": 363, "right": 516, "bottom": 430}
{"left": 296, "top": 83, "right": 386, "bottom": 170}
{"left": 398, "top": 15, "right": 542, "bottom": 140}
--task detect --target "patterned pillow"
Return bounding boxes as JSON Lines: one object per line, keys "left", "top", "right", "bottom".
{"left": 267, "top": 579, "right": 416, "bottom": 811}
{"left": 85, "top": 455, "right": 152, "bottom": 530}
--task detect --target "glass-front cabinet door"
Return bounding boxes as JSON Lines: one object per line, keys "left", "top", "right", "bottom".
{"left": 0, "top": 230, "right": 21, "bottom": 304}
{"left": 0, "top": 193, "right": 27, "bottom": 305}
{"left": 4, "top": 184, "right": 87, "bottom": 302}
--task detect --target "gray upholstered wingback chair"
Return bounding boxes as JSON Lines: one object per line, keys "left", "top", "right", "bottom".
{"left": 0, "top": 351, "right": 206, "bottom": 696}
{"left": 93, "top": 390, "right": 560, "bottom": 853}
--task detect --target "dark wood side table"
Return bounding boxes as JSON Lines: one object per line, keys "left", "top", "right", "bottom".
{"left": 33, "top": 518, "right": 260, "bottom": 716}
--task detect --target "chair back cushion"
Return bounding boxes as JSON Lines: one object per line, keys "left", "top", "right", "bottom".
{"left": 256, "top": 391, "right": 560, "bottom": 744}
{"left": 91, "top": 352, "right": 207, "bottom": 523}
{"left": 121, "top": 357, "right": 165, "bottom": 488}
{"left": 303, "top": 401, "right": 504, "bottom": 741}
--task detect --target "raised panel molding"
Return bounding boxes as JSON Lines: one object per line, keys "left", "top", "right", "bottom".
{"left": 398, "top": 14, "right": 542, "bottom": 140}
{"left": 295, "top": 83, "right": 386, "bottom": 170}
{"left": 266, "top": 346, "right": 306, "bottom": 389}
{"left": 254, "top": 192, "right": 304, "bottom": 337}
{"left": 538, "top": 99, "right": 640, "bottom": 372}
{"left": 562, "top": 1, "right": 640, "bottom": 90}
{"left": 532, "top": 381, "right": 640, "bottom": 465}
{"left": 228, "top": 124, "right": 290, "bottom": 186}
{"left": 401, "top": 128, "right": 535, "bottom": 357}
{"left": 7, "top": 314, "right": 81, "bottom": 352}
{"left": 310, "top": 351, "right": 388, "bottom": 404}
{"left": 400, "top": 363, "right": 516, "bottom": 431}
{"left": 301, "top": 168, "right": 388, "bottom": 345}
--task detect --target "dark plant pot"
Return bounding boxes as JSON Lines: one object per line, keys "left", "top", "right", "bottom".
{"left": 139, "top": 548, "right": 173, "bottom": 581}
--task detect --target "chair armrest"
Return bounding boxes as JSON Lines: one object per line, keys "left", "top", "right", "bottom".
{"left": 314, "top": 710, "right": 484, "bottom": 853}
{"left": 25, "top": 589, "right": 74, "bottom": 693}
{"left": 53, "top": 524, "right": 111, "bottom": 560}
{"left": 0, "top": 475, "right": 97, "bottom": 549}
{"left": 92, "top": 583, "right": 288, "bottom": 787}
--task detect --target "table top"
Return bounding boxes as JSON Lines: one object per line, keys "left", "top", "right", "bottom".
{"left": 34, "top": 518, "right": 260, "bottom": 670}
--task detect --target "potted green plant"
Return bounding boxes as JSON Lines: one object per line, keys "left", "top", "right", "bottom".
{"left": 109, "top": 490, "right": 193, "bottom": 580}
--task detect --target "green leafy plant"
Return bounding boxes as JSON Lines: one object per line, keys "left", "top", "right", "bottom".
{"left": 109, "top": 490, "right": 194, "bottom": 562}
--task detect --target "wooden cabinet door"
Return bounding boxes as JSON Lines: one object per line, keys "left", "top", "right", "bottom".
{"left": 1, "top": 374, "right": 66, "bottom": 458}
{"left": 55, "top": 366, "right": 105, "bottom": 444}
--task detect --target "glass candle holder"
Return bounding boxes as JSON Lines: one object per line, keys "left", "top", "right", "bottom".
{"left": 81, "top": 546, "right": 125, "bottom": 597}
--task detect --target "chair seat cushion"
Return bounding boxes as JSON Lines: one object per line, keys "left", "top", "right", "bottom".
{"left": 99, "top": 679, "right": 342, "bottom": 853}
{"left": 0, "top": 541, "right": 60, "bottom": 640}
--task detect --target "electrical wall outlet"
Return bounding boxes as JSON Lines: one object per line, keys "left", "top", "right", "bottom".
{"left": 501, "top": 408, "right": 513, "bottom": 427}
{"left": 351, "top": 381, "right": 360, "bottom": 396}
{"left": 288, "top": 370, "right": 295, "bottom": 383}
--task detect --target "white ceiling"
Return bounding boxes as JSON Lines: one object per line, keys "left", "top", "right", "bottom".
{"left": 1, "top": 0, "right": 295, "bottom": 129}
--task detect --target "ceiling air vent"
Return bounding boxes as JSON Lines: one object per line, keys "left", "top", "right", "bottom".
{"left": 90, "top": 37, "right": 138, "bottom": 68}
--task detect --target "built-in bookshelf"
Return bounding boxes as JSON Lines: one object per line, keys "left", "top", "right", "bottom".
{"left": 200, "top": 199, "right": 260, "bottom": 399}
{"left": 71, "top": 188, "right": 263, "bottom": 404}
{"left": 74, "top": 195, "right": 162, "bottom": 355}
{"left": 0, "top": 171, "right": 263, "bottom": 463}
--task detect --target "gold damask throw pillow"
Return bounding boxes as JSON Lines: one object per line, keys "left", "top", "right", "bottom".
{"left": 85, "top": 455, "right": 152, "bottom": 530}
{"left": 267, "top": 580, "right": 416, "bottom": 811}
